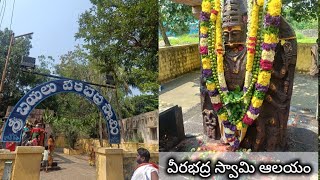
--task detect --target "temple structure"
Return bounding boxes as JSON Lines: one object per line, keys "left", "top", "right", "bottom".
{"left": 174, "top": 0, "right": 297, "bottom": 151}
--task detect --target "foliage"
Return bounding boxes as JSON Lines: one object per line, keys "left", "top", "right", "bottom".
{"left": 159, "top": 0, "right": 196, "bottom": 46}
{"left": 121, "top": 94, "right": 158, "bottom": 118}
{"left": 159, "top": 0, "right": 195, "bottom": 36}
{"left": 296, "top": 33, "right": 317, "bottom": 43}
{"left": 0, "top": 29, "right": 53, "bottom": 116}
{"left": 282, "top": 0, "right": 318, "bottom": 22}
{"left": 54, "top": 47, "right": 104, "bottom": 139}
{"left": 76, "top": 0, "right": 158, "bottom": 95}
{"left": 224, "top": 86, "right": 246, "bottom": 122}
{"left": 46, "top": 44, "right": 158, "bottom": 143}
{"left": 286, "top": 19, "right": 318, "bottom": 30}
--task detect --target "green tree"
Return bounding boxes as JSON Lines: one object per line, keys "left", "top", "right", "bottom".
{"left": 76, "top": 0, "right": 158, "bottom": 94}
{"left": 282, "top": 0, "right": 318, "bottom": 22}
{"left": 159, "top": 0, "right": 196, "bottom": 46}
{"left": 76, "top": 0, "right": 159, "bottom": 136}
{"left": 130, "top": 94, "right": 158, "bottom": 116}
{"left": 54, "top": 46, "right": 106, "bottom": 143}
{"left": 0, "top": 29, "right": 53, "bottom": 116}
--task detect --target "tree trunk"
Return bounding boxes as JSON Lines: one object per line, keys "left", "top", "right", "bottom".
{"left": 98, "top": 112, "right": 103, "bottom": 147}
{"left": 159, "top": 20, "right": 171, "bottom": 46}
{"left": 113, "top": 71, "right": 124, "bottom": 143}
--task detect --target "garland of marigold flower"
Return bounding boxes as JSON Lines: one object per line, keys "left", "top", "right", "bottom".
{"left": 200, "top": 0, "right": 282, "bottom": 149}
{"left": 243, "top": 0, "right": 282, "bottom": 126}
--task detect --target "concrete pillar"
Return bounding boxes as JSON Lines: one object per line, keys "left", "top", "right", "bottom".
{"left": 11, "top": 146, "right": 44, "bottom": 180}
{"left": 96, "top": 148, "right": 124, "bottom": 180}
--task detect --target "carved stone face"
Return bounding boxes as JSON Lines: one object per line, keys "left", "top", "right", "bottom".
{"left": 222, "top": 24, "right": 247, "bottom": 91}
{"left": 223, "top": 26, "right": 245, "bottom": 47}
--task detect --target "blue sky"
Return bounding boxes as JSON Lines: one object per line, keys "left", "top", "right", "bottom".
{"left": 1, "top": 0, "right": 91, "bottom": 63}
{"left": 1, "top": 0, "right": 142, "bottom": 96}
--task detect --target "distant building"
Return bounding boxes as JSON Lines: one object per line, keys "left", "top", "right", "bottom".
{"left": 122, "top": 110, "right": 158, "bottom": 144}
{"left": 4, "top": 106, "right": 53, "bottom": 127}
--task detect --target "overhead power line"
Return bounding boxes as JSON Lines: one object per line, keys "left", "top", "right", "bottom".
{"left": 9, "top": 0, "right": 15, "bottom": 30}
{"left": 0, "top": 0, "right": 6, "bottom": 30}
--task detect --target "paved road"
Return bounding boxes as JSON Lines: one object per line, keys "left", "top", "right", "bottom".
{"left": 40, "top": 151, "right": 95, "bottom": 180}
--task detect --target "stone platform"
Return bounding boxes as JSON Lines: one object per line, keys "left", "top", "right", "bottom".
{"left": 160, "top": 71, "right": 318, "bottom": 152}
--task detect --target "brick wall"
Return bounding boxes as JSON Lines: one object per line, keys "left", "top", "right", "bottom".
{"left": 159, "top": 44, "right": 200, "bottom": 83}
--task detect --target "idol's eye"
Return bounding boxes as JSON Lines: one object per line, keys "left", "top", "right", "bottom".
{"left": 223, "top": 32, "right": 229, "bottom": 36}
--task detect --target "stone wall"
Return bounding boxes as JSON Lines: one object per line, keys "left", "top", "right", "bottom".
{"left": 159, "top": 43, "right": 317, "bottom": 83}
{"left": 296, "top": 43, "right": 315, "bottom": 72}
{"left": 159, "top": 44, "right": 200, "bottom": 83}
{"left": 122, "top": 110, "right": 158, "bottom": 144}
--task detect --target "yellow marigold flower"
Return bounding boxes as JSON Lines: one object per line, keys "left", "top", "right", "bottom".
{"left": 202, "top": 57, "right": 211, "bottom": 69}
{"left": 202, "top": 1, "right": 211, "bottom": 13}
{"left": 218, "top": 113, "right": 228, "bottom": 121}
{"left": 247, "top": 52, "right": 254, "bottom": 60}
{"left": 264, "top": 33, "right": 278, "bottom": 44}
{"left": 236, "top": 121, "right": 243, "bottom": 131}
{"left": 249, "top": 24, "right": 258, "bottom": 37}
{"left": 251, "top": 96, "right": 263, "bottom": 108}
{"left": 206, "top": 82, "right": 216, "bottom": 91}
{"left": 217, "top": 55, "right": 224, "bottom": 73}
{"left": 257, "top": 71, "right": 271, "bottom": 86}
{"left": 210, "top": 14, "right": 217, "bottom": 22}
{"left": 257, "top": 0, "right": 264, "bottom": 6}
{"left": 215, "top": 0, "right": 220, "bottom": 11}
{"left": 249, "top": 29, "right": 257, "bottom": 37}
{"left": 200, "top": 26, "right": 208, "bottom": 34}
{"left": 246, "top": 55, "right": 254, "bottom": 71}
{"left": 268, "top": 0, "right": 282, "bottom": 16}
{"left": 261, "top": 50, "right": 275, "bottom": 61}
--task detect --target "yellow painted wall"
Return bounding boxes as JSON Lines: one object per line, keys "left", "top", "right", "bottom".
{"left": 159, "top": 44, "right": 201, "bottom": 83}
{"left": 0, "top": 146, "right": 44, "bottom": 180}
{"left": 296, "top": 43, "right": 315, "bottom": 72}
{"left": 95, "top": 148, "right": 159, "bottom": 180}
{"left": 55, "top": 138, "right": 159, "bottom": 154}
{"left": 55, "top": 135, "right": 67, "bottom": 148}
{"left": 159, "top": 43, "right": 316, "bottom": 83}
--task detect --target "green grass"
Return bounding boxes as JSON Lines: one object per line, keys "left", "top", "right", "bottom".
{"left": 297, "top": 37, "right": 317, "bottom": 43}
{"left": 159, "top": 34, "right": 198, "bottom": 46}
{"left": 159, "top": 33, "right": 317, "bottom": 46}
{"left": 296, "top": 32, "right": 317, "bottom": 43}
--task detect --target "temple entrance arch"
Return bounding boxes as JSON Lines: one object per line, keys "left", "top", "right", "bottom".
{"left": 1, "top": 79, "right": 120, "bottom": 144}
